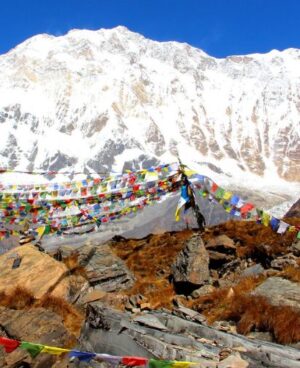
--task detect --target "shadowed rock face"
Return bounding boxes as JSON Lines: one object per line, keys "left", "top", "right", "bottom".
{"left": 171, "top": 233, "right": 209, "bottom": 292}
{"left": 284, "top": 198, "right": 300, "bottom": 218}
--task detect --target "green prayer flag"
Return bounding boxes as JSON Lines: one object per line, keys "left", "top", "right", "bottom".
{"left": 20, "top": 341, "right": 44, "bottom": 358}
{"left": 215, "top": 187, "right": 225, "bottom": 199}
{"left": 297, "top": 231, "right": 300, "bottom": 240}
{"left": 44, "top": 225, "right": 51, "bottom": 235}
{"left": 149, "top": 359, "right": 174, "bottom": 368}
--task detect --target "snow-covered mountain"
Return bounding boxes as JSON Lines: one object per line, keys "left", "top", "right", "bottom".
{"left": 0, "top": 26, "right": 299, "bottom": 208}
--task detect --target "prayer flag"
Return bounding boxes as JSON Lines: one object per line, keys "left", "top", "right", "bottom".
{"left": 41, "top": 345, "right": 70, "bottom": 355}
{"left": 69, "top": 350, "right": 96, "bottom": 362}
{"left": 0, "top": 337, "right": 20, "bottom": 353}
{"left": 122, "top": 356, "right": 148, "bottom": 366}
{"left": 20, "top": 341, "right": 44, "bottom": 358}
{"left": 175, "top": 185, "right": 190, "bottom": 221}
{"left": 277, "top": 221, "right": 289, "bottom": 235}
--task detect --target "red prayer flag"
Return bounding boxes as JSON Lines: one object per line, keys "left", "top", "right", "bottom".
{"left": 0, "top": 336, "right": 20, "bottom": 353}
{"left": 122, "top": 356, "right": 148, "bottom": 366}
{"left": 211, "top": 182, "right": 218, "bottom": 193}
{"left": 240, "top": 203, "right": 254, "bottom": 214}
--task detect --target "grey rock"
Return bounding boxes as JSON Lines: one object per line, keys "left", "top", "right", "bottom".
{"left": 133, "top": 315, "right": 168, "bottom": 331}
{"left": 191, "top": 284, "right": 215, "bottom": 299}
{"left": 270, "top": 253, "right": 298, "bottom": 270}
{"left": 172, "top": 233, "right": 209, "bottom": 289}
{"left": 78, "top": 305, "right": 300, "bottom": 368}
{"left": 252, "top": 277, "right": 300, "bottom": 310}
{"left": 247, "top": 332, "right": 273, "bottom": 342}
{"left": 242, "top": 264, "right": 264, "bottom": 277}
{"left": 83, "top": 244, "right": 135, "bottom": 292}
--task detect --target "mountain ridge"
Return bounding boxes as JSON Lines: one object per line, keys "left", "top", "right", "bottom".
{"left": 0, "top": 26, "right": 299, "bottom": 211}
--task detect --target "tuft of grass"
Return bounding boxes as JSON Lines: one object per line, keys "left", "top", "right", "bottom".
{"left": 191, "top": 275, "right": 300, "bottom": 344}
{"left": 202, "top": 219, "right": 298, "bottom": 264}
{"left": 0, "top": 286, "right": 35, "bottom": 309}
{"left": 37, "top": 294, "right": 84, "bottom": 336}
{"left": 63, "top": 252, "right": 88, "bottom": 279}
{"left": 0, "top": 287, "right": 83, "bottom": 337}
{"left": 280, "top": 265, "right": 300, "bottom": 283}
{"left": 111, "top": 230, "right": 194, "bottom": 309}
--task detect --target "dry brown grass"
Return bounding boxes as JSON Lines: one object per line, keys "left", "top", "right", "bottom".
{"left": 280, "top": 265, "right": 300, "bottom": 283}
{"left": 190, "top": 275, "right": 300, "bottom": 344}
{"left": 202, "top": 219, "right": 298, "bottom": 264}
{"left": 0, "top": 286, "right": 35, "bottom": 309}
{"left": 111, "top": 230, "right": 194, "bottom": 309}
{"left": 0, "top": 287, "right": 83, "bottom": 337}
{"left": 63, "top": 252, "right": 88, "bottom": 279}
{"left": 190, "top": 275, "right": 266, "bottom": 322}
{"left": 37, "top": 294, "right": 84, "bottom": 336}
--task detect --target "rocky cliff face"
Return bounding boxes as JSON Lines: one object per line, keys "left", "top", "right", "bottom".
{"left": 0, "top": 26, "right": 299, "bottom": 188}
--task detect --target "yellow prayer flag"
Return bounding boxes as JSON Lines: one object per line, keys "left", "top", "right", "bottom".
{"left": 223, "top": 191, "right": 232, "bottom": 200}
{"left": 41, "top": 346, "right": 70, "bottom": 355}
{"left": 261, "top": 212, "right": 270, "bottom": 227}
{"left": 36, "top": 226, "right": 46, "bottom": 240}
{"left": 172, "top": 362, "right": 199, "bottom": 368}
{"left": 183, "top": 168, "right": 197, "bottom": 177}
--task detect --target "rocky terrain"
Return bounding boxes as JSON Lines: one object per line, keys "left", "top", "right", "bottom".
{"left": 0, "top": 215, "right": 299, "bottom": 367}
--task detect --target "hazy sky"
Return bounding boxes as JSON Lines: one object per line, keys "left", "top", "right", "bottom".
{"left": 1, "top": 0, "right": 300, "bottom": 57}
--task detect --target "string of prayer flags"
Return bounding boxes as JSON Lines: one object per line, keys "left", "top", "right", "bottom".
{"left": 186, "top": 170, "right": 298, "bottom": 237}
{"left": 0, "top": 167, "right": 182, "bottom": 239}
{"left": 0, "top": 336, "right": 200, "bottom": 367}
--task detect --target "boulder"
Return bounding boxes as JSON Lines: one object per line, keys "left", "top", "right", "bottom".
{"left": 84, "top": 244, "right": 135, "bottom": 292}
{"left": 0, "top": 245, "right": 69, "bottom": 299}
{"left": 171, "top": 233, "right": 209, "bottom": 290}
{"left": 191, "top": 284, "right": 215, "bottom": 299}
{"left": 0, "top": 307, "right": 74, "bottom": 368}
{"left": 205, "top": 235, "right": 236, "bottom": 253}
{"left": 252, "top": 277, "right": 300, "bottom": 310}
{"left": 270, "top": 254, "right": 298, "bottom": 270}
{"left": 241, "top": 264, "right": 264, "bottom": 277}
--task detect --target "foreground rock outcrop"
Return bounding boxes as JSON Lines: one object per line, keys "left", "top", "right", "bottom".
{"left": 0, "top": 218, "right": 299, "bottom": 367}
{"left": 76, "top": 304, "right": 300, "bottom": 368}
{"left": 0, "top": 307, "right": 73, "bottom": 368}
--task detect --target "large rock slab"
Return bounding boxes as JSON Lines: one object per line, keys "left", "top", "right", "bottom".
{"left": 77, "top": 305, "right": 300, "bottom": 368}
{"left": 252, "top": 277, "right": 300, "bottom": 310}
{"left": 0, "top": 307, "right": 74, "bottom": 368}
{"left": 84, "top": 244, "right": 135, "bottom": 292}
{"left": 0, "top": 245, "right": 69, "bottom": 299}
{"left": 171, "top": 233, "right": 209, "bottom": 289}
